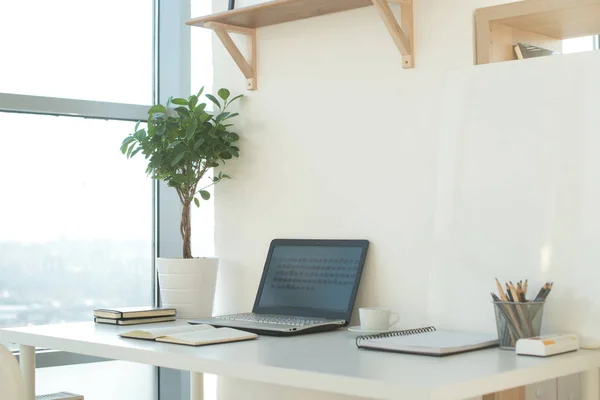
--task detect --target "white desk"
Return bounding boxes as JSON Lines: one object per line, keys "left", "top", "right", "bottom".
{"left": 1, "top": 321, "right": 600, "bottom": 400}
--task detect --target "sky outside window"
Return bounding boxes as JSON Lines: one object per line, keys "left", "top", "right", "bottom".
{"left": 0, "top": 0, "right": 153, "bottom": 104}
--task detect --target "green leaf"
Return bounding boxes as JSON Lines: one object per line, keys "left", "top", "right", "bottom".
{"left": 194, "top": 198, "right": 200, "bottom": 207}
{"left": 220, "top": 151, "right": 233, "bottom": 160}
{"left": 155, "top": 124, "right": 166, "bottom": 136}
{"left": 130, "top": 148, "right": 142, "bottom": 157}
{"left": 227, "top": 94, "right": 243, "bottom": 105}
{"left": 224, "top": 112, "right": 239, "bottom": 120}
{"left": 171, "top": 152, "right": 186, "bottom": 166}
{"left": 168, "top": 140, "right": 181, "bottom": 149}
{"left": 200, "top": 190, "right": 211, "bottom": 200}
{"left": 120, "top": 138, "right": 134, "bottom": 154}
{"left": 222, "top": 174, "right": 231, "bottom": 179}
{"left": 218, "top": 88, "right": 230, "bottom": 101}
{"left": 173, "top": 142, "right": 187, "bottom": 153}
{"left": 195, "top": 103, "right": 207, "bottom": 113}
{"left": 172, "top": 174, "right": 187, "bottom": 183}
{"left": 126, "top": 143, "right": 136, "bottom": 158}
{"left": 186, "top": 119, "right": 198, "bottom": 138}
{"left": 197, "top": 87, "right": 205, "bottom": 98}
{"left": 168, "top": 127, "right": 181, "bottom": 141}
{"left": 121, "top": 135, "right": 135, "bottom": 146}
{"left": 227, "top": 132, "right": 240, "bottom": 142}
{"left": 134, "top": 121, "right": 141, "bottom": 131}
{"left": 148, "top": 104, "right": 166, "bottom": 114}
{"left": 194, "top": 137, "right": 205, "bottom": 150}
{"left": 133, "top": 129, "right": 146, "bottom": 140}
{"left": 188, "top": 95, "right": 198, "bottom": 110}
{"left": 150, "top": 154, "right": 163, "bottom": 167}
{"left": 215, "top": 112, "right": 230, "bottom": 123}
{"left": 199, "top": 113, "right": 212, "bottom": 123}
{"left": 171, "top": 98, "right": 189, "bottom": 106}
{"left": 205, "top": 94, "right": 221, "bottom": 109}
{"left": 175, "top": 107, "right": 191, "bottom": 119}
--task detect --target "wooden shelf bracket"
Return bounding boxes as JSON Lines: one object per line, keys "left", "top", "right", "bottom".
{"left": 205, "top": 22, "right": 257, "bottom": 90}
{"left": 372, "top": 0, "right": 415, "bottom": 68}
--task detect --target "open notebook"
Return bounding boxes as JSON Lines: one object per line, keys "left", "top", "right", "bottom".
{"left": 356, "top": 326, "right": 498, "bottom": 356}
{"left": 120, "top": 324, "right": 257, "bottom": 346}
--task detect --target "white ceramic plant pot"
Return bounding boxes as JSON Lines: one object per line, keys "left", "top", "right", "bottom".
{"left": 156, "top": 257, "right": 218, "bottom": 319}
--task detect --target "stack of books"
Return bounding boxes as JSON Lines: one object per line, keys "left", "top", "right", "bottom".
{"left": 93, "top": 306, "right": 177, "bottom": 326}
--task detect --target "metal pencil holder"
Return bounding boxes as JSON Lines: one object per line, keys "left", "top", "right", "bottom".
{"left": 493, "top": 301, "right": 545, "bottom": 350}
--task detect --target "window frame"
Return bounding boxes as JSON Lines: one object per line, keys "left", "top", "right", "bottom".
{"left": 0, "top": 93, "right": 148, "bottom": 121}
{"left": 155, "top": 0, "right": 191, "bottom": 398}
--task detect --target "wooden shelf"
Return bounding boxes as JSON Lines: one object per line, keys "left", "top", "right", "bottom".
{"left": 187, "top": 0, "right": 415, "bottom": 90}
{"left": 476, "top": 0, "right": 600, "bottom": 64}
{"left": 187, "top": 0, "right": 380, "bottom": 29}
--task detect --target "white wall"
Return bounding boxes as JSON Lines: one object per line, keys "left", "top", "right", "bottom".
{"left": 205, "top": 0, "right": 592, "bottom": 399}
{"left": 428, "top": 50, "right": 600, "bottom": 338}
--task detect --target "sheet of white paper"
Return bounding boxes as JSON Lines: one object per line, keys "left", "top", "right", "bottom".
{"left": 122, "top": 324, "right": 213, "bottom": 338}
{"left": 161, "top": 327, "right": 257, "bottom": 345}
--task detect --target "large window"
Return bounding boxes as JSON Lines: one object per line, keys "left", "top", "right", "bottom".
{"left": 0, "top": 113, "right": 153, "bottom": 335}
{"left": 0, "top": 1, "right": 157, "bottom": 398}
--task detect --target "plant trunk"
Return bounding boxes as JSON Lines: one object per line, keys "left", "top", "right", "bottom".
{"left": 181, "top": 199, "right": 192, "bottom": 259}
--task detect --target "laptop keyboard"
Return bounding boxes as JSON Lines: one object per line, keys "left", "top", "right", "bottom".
{"left": 216, "top": 313, "right": 327, "bottom": 326}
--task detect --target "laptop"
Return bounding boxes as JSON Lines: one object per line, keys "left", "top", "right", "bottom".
{"left": 189, "top": 239, "right": 369, "bottom": 336}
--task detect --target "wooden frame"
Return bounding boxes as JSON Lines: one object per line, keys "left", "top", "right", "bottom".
{"left": 476, "top": 0, "right": 600, "bottom": 64}
{"left": 187, "top": 0, "right": 415, "bottom": 90}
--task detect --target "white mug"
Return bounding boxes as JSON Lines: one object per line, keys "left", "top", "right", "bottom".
{"left": 359, "top": 307, "right": 399, "bottom": 331}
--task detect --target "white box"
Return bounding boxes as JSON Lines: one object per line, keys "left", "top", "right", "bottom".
{"left": 516, "top": 334, "right": 579, "bottom": 357}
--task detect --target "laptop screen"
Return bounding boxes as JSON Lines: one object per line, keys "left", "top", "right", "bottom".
{"left": 253, "top": 239, "right": 369, "bottom": 321}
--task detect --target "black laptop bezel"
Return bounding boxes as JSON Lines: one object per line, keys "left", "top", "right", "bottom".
{"left": 251, "top": 239, "right": 369, "bottom": 323}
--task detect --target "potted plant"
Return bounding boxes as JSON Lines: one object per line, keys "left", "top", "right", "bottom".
{"left": 121, "top": 87, "right": 242, "bottom": 318}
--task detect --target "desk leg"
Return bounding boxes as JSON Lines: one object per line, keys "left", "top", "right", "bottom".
{"left": 483, "top": 387, "right": 525, "bottom": 400}
{"left": 582, "top": 368, "right": 600, "bottom": 400}
{"left": 190, "top": 372, "right": 204, "bottom": 400}
{"left": 19, "top": 345, "right": 35, "bottom": 400}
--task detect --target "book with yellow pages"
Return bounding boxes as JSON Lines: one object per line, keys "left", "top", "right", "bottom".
{"left": 94, "top": 306, "right": 176, "bottom": 319}
{"left": 95, "top": 316, "right": 176, "bottom": 325}
{"left": 120, "top": 324, "right": 258, "bottom": 346}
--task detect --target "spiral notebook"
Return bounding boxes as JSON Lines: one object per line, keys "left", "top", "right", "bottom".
{"left": 355, "top": 326, "right": 498, "bottom": 357}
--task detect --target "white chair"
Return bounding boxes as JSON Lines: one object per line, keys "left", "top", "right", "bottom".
{"left": 0, "top": 344, "right": 26, "bottom": 400}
